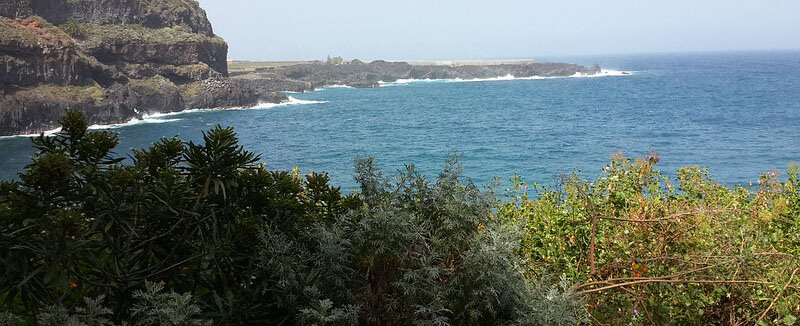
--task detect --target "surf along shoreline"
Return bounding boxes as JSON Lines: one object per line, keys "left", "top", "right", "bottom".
{"left": 1, "top": 65, "right": 632, "bottom": 138}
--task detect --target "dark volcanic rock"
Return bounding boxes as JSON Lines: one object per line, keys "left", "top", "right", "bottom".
{"left": 232, "top": 60, "right": 604, "bottom": 93}
{"left": 1, "top": 0, "right": 214, "bottom": 36}
{"left": 77, "top": 24, "right": 229, "bottom": 76}
{"left": 0, "top": 17, "right": 96, "bottom": 86}
{"left": 0, "top": 83, "right": 133, "bottom": 135}
{"left": 234, "top": 73, "right": 314, "bottom": 93}
{"left": 182, "top": 77, "right": 287, "bottom": 110}
{"left": 0, "top": 0, "right": 273, "bottom": 136}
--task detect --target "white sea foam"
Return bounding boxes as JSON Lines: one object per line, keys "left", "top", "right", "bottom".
{"left": 2, "top": 97, "right": 329, "bottom": 137}
{"left": 448, "top": 74, "right": 517, "bottom": 82}
{"left": 314, "top": 84, "right": 354, "bottom": 92}
{"left": 130, "top": 96, "right": 328, "bottom": 120}
{"left": 378, "top": 69, "right": 633, "bottom": 86}
{"left": 286, "top": 97, "right": 330, "bottom": 105}
{"left": 569, "top": 69, "right": 631, "bottom": 78}
{"left": 0, "top": 127, "right": 63, "bottom": 139}
{"left": 378, "top": 78, "right": 440, "bottom": 86}
{"left": 88, "top": 117, "right": 183, "bottom": 130}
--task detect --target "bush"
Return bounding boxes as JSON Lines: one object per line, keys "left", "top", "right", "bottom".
{"left": 3, "top": 110, "right": 794, "bottom": 324}
{"left": 60, "top": 19, "right": 87, "bottom": 38}
{"left": 499, "top": 151, "right": 800, "bottom": 325}
{"left": 0, "top": 110, "right": 584, "bottom": 325}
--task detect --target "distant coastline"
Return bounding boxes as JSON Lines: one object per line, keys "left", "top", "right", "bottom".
{"left": 0, "top": 0, "right": 603, "bottom": 136}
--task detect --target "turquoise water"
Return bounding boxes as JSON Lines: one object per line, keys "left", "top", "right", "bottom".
{"left": 1, "top": 51, "right": 799, "bottom": 190}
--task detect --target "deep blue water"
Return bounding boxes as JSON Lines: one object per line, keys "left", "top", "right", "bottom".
{"left": 1, "top": 51, "right": 799, "bottom": 190}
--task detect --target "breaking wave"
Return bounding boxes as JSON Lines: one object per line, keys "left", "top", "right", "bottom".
{"left": 88, "top": 117, "right": 182, "bottom": 130}
{"left": 378, "top": 69, "right": 633, "bottom": 86}
{"left": 2, "top": 97, "right": 329, "bottom": 137}
{"left": 0, "top": 127, "right": 63, "bottom": 139}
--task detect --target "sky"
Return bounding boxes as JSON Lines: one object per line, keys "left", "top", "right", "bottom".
{"left": 197, "top": 0, "right": 800, "bottom": 61}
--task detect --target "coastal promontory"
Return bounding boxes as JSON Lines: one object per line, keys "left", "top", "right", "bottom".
{"left": 0, "top": 0, "right": 283, "bottom": 136}
{"left": 0, "top": 0, "right": 602, "bottom": 136}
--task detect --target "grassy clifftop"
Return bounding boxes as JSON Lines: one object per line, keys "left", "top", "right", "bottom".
{"left": 0, "top": 16, "right": 72, "bottom": 46}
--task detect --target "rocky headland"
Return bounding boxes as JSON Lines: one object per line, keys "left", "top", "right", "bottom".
{"left": 231, "top": 60, "right": 602, "bottom": 93}
{"left": 0, "top": 0, "right": 602, "bottom": 136}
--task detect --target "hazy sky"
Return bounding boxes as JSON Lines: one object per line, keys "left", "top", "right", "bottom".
{"left": 197, "top": 0, "right": 800, "bottom": 61}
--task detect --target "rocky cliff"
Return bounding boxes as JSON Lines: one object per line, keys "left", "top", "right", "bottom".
{"left": 0, "top": 0, "right": 214, "bottom": 35}
{"left": 0, "top": 1, "right": 284, "bottom": 136}
{"left": 0, "top": 0, "right": 603, "bottom": 136}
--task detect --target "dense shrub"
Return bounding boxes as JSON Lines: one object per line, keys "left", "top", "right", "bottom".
{"left": 0, "top": 111, "right": 583, "bottom": 325}
{"left": 2, "top": 111, "right": 796, "bottom": 325}
{"left": 499, "top": 151, "right": 800, "bottom": 325}
{"left": 59, "top": 19, "right": 87, "bottom": 38}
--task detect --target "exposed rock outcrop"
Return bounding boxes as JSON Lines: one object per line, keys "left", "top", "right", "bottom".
{"left": 0, "top": 1, "right": 277, "bottom": 136}
{"left": 77, "top": 24, "right": 229, "bottom": 76}
{"left": 0, "top": 17, "right": 98, "bottom": 86}
{"left": 0, "top": 0, "right": 214, "bottom": 35}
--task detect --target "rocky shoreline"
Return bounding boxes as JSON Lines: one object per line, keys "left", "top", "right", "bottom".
{"left": 0, "top": 0, "right": 602, "bottom": 136}
{"left": 230, "top": 60, "right": 602, "bottom": 92}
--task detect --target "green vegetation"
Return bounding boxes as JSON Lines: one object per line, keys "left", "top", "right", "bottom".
{"left": 500, "top": 152, "right": 800, "bottom": 325}
{"left": 16, "top": 81, "right": 105, "bottom": 103}
{"left": 178, "top": 80, "right": 206, "bottom": 99}
{"left": 129, "top": 76, "right": 176, "bottom": 92}
{"left": 159, "top": 63, "right": 214, "bottom": 82}
{"left": 0, "top": 16, "right": 74, "bottom": 46}
{"left": 80, "top": 23, "right": 225, "bottom": 48}
{"left": 1, "top": 111, "right": 798, "bottom": 325}
{"left": 59, "top": 19, "right": 87, "bottom": 38}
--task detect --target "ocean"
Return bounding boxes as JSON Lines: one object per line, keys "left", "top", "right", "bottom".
{"left": 1, "top": 51, "right": 799, "bottom": 190}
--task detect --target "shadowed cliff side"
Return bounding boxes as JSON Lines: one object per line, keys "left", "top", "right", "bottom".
{"left": 0, "top": 1, "right": 285, "bottom": 136}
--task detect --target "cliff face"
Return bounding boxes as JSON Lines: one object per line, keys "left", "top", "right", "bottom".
{"left": 77, "top": 24, "right": 228, "bottom": 77}
{"left": 0, "top": 17, "right": 95, "bottom": 86}
{"left": 0, "top": 0, "right": 284, "bottom": 136}
{"left": 0, "top": 0, "right": 214, "bottom": 35}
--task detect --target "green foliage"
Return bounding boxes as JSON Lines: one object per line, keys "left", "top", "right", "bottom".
{"left": 130, "top": 282, "right": 211, "bottom": 326}
{"left": 1, "top": 16, "right": 74, "bottom": 46}
{"left": 499, "top": 151, "right": 800, "bottom": 325}
{"left": 34, "top": 284, "right": 208, "bottom": 326}
{"left": 60, "top": 19, "right": 87, "bottom": 38}
{"left": 128, "top": 76, "right": 176, "bottom": 93}
{"left": 80, "top": 23, "right": 226, "bottom": 49}
{"left": 38, "top": 296, "right": 114, "bottom": 326}
{"left": 4, "top": 110, "right": 794, "bottom": 324}
{"left": 0, "top": 311, "right": 24, "bottom": 326}
{"left": 15, "top": 81, "right": 105, "bottom": 104}
{"left": 4, "top": 110, "right": 570, "bottom": 324}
